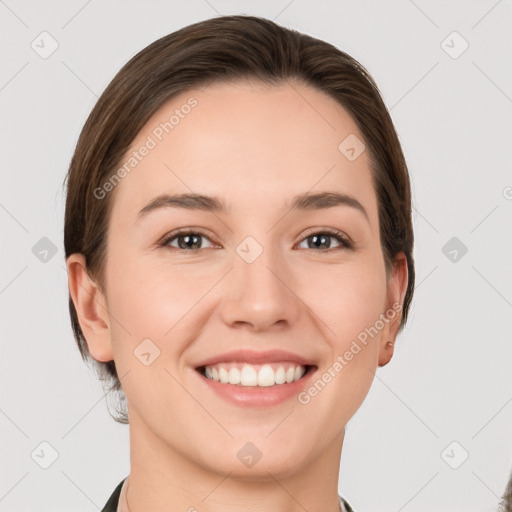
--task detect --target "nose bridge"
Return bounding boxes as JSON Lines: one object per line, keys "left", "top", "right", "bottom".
{"left": 220, "top": 234, "right": 300, "bottom": 330}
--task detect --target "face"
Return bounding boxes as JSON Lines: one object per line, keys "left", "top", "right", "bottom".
{"left": 70, "top": 80, "right": 407, "bottom": 479}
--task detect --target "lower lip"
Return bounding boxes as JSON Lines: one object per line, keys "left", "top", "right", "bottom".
{"left": 195, "top": 367, "right": 317, "bottom": 407}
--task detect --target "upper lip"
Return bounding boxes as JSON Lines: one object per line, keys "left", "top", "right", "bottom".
{"left": 194, "top": 349, "right": 316, "bottom": 368}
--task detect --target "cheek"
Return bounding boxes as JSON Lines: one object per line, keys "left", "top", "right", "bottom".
{"left": 103, "top": 250, "right": 174, "bottom": 373}
{"left": 300, "top": 263, "right": 387, "bottom": 417}
{"left": 106, "top": 250, "right": 192, "bottom": 332}
{"left": 105, "top": 250, "right": 221, "bottom": 370}
{"left": 104, "top": 257, "right": 196, "bottom": 414}
{"left": 302, "top": 254, "right": 387, "bottom": 342}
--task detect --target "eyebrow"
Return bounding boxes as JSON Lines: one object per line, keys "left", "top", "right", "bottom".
{"left": 136, "top": 191, "right": 369, "bottom": 223}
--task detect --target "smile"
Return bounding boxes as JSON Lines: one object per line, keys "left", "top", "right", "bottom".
{"left": 198, "top": 362, "right": 310, "bottom": 387}
{"left": 193, "top": 349, "right": 317, "bottom": 406}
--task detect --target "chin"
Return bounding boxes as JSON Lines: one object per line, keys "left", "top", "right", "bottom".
{"left": 194, "top": 437, "right": 314, "bottom": 481}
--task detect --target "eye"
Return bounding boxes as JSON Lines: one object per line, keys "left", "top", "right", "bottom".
{"left": 297, "top": 229, "right": 353, "bottom": 251}
{"left": 158, "top": 229, "right": 216, "bottom": 252}
{"left": 158, "top": 228, "right": 353, "bottom": 253}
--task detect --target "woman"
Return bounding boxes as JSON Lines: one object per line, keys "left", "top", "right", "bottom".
{"left": 64, "top": 15, "right": 414, "bottom": 512}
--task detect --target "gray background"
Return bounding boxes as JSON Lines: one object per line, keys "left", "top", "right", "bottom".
{"left": 1, "top": 1, "right": 511, "bottom": 511}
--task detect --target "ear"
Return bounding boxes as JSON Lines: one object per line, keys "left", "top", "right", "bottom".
{"left": 378, "top": 252, "right": 409, "bottom": 367}
{"left": 66, "top": 253, "right": 114, "bottom": 362}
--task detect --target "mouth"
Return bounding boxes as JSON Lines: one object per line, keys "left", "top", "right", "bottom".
{"left": 192, "top": 350, "right": 318, "bottom": 407}
{"left": 196, "top": 362, "right": 316, "bottom": 387}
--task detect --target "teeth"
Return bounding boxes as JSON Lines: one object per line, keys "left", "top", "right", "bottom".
{"left": 228, "top": 367, "right": 241, "bottom": 384}
{"left": 219, "top": 367, "right": 229, "bottom": 384}
{"left": 240, "top": 365, "right": 258, "bottom": 386}
{"left": 275, "top": 366, "right": 286, "bottom": 384}
{"left": 257, "top": 364, "right": 275, "bottom": 387}
{"left": 201, "top": 362, "right": 307, "bottom": 387}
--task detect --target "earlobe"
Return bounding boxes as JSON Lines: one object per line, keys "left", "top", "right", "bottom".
{"left": 66, "top": 254, "right": 114, "bottom": 362}
{"left": 378, "top": 340, "right": 395, "bottom": 367}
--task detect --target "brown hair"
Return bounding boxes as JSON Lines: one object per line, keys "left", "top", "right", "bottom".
{"left": 63, "top": 14, "right": 415, "bottom": 423}
{"left": 500, "top": 471, "right": 512, "bottom": 512}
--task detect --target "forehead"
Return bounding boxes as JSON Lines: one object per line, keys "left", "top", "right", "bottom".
{"left": 109, "top": 80, "right": 377, "bottom": 224}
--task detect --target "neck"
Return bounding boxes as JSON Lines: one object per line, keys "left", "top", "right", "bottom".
{"left": 125, "top": 411, "right": 345, "bottom": 512}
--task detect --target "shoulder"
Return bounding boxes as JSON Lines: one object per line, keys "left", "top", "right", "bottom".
{"left": 101, "top": 478, "right": 127, "bottom": 512}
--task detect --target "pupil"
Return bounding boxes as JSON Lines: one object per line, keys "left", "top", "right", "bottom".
{"left": 311, "top": 234, "right": 330, "bottom": 249}
{"left": 179, "top": 234, "right": 201, "bottom": 249}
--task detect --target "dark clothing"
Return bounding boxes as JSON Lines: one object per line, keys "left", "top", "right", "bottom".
{"left": 101, "top": 478, "right": 125, "bottom": 512}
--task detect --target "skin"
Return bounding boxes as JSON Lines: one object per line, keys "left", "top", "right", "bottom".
{"left": 67, "top": 80, "right": 408, "bottom": 512}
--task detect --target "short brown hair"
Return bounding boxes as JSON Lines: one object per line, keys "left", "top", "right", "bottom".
{"left": 63, "top": 14, "right": 415, "bottom": 423}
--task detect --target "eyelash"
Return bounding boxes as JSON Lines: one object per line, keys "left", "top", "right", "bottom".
{"left": 157, "top": 228, "right": 353, "bottom": 253}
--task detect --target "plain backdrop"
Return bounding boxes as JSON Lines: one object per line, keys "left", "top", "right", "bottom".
{"left": 1, "top": 1, "right": 511, "bottom": 511}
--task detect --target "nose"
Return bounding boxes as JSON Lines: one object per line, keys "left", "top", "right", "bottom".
{"left": 219, "top": 241, "right": 301, "bottom": 333}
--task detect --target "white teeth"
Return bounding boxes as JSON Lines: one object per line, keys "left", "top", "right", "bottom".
{"left": 219, "top": 367, "right": 229, "bottom": 383}
{"left": 275, "top": 366, "right": 286, "bottom": 384}
{"left": 240, "top": 365, "right": 258, "bottom": 386}
{"left": 228, "top": 367, "right": 241, "bottom": 385}
{"left": 294, "top": 366, "right": 305, "bottom": 381}
{"left": 257, "top": 364, "right": 275, "bottom": 387}
{"left": 202, "top": 362, "right": 308, "bottom": 387}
